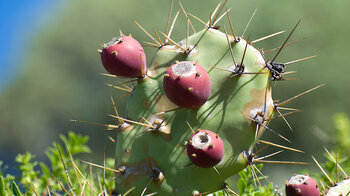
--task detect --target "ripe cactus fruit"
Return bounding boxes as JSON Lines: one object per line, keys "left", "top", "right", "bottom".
{"left": 186, "top": 130, "right": 224, "bottom": 168}
{"left": 285, "top": 174, "right": 320, "bottom": 196}
{"left": 100, "top": 35, "right": 147, "bottom": 78}
{"left": 163, "top": 61, "right": 211, "bottom": 108}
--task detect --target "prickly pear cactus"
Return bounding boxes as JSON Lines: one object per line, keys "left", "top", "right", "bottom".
{"left": 99, "top": 2, "right": 316, "bottom": 195}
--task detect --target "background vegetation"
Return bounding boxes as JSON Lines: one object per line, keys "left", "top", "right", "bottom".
{"left": 1, "top": 0, "right": 350, "bottom": 190}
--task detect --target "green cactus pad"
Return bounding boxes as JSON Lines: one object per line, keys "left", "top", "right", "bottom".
{"left": 115, "top": 27, "right": 275, "bottom": 195}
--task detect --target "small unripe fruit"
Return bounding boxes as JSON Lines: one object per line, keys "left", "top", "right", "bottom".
{"left": 285, "top": 175, "right": 320, "bottom": 196}
{"left": 186, "top": 130, "right": 224, "bottom": 168}
{"left": 100, "top": 36, "right": 147, "bottom": 78}
{"left": 163, "top": 61, "right": 211, "bottom": 108}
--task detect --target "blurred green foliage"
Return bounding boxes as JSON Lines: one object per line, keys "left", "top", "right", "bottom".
{"left": 0, "top": 132, "right": 116, "bottom": 195}
{"left": 311, "top": 113, "right": 350, "bottom": 190}
{"left": 1, "top": 0, "right": 350, "bottom": 189}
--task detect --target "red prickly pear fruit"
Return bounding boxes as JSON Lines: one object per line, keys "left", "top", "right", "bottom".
{"left": 285, "top": 175, "right": 320, "bottom": 196}
{"left": 163, "top": 61, "right": 211, "bottom": 108}
{"left": 186, "top": 130, "right": 224, "bottom": 168}
{"left": 100, "top": 36, "right": 147, "bottom": 78}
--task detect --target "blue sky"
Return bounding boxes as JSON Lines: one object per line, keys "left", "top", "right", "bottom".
{"left": 0, "top": 0, "right": 61, "bottom": 91}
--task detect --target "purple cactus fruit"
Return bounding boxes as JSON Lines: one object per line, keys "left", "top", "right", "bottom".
{"left": 186, "top": 130, "right": 224, "bottom": 168}
{"left": 163, "top": 61, "right": 211, "bottom": 108}
{"left": 100, "top": 35, "right": 147, "bottom": 78}
{"left": 285, "top": 175, "right": 320, "bottom": 196}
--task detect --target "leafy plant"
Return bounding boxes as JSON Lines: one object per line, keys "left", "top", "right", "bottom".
{"left": 0, "top": 132, "right": 116, "bottom": 195}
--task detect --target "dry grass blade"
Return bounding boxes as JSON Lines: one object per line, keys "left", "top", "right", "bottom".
{"left": 324, "top": 147, "right": 348, "bottom": 178}
{"left": 250, "top": 164, "right": 260, "bottom": 186}
{"left": 24, "top": 179, "right": 39, "bottom": 196}
{"left": 51, "top": 173, "right": 70, "bottom": 195}
{"left": 258, "top": 140, "right": 304, "bottom": 153}
{"left": 56, "top": 142, "right": 76, "bottom": 196}
{"left": 122, "top": 187, "right": 136, "bottom": 196}
{"left": 224, "top": 186, "right": 239, "bottom": 196}
{"left": 67, "top": 147, "right": 84, "bottom": 195}
{"left": 89, "top": 166, "right": 93, "bottom": 196}
{"left": 71, "top": 161, "right": 98, "bottom": 194}
{"left": 312, "top": 156, "right": 335, "bottom": 185}
{"left": 284, "top": 55, "right": 317, "bottom": 65}
{"left": 81, "top": 160, "right": 123, "bottom": 174}
{"left": 251, "top": 30, "right": 286, "bottom": 44}
{"left": 46, "top": 186, "right": 52, "bottom": 196}
{"left": 102, "top": 150, "right": 106, "bottom": 193}
{"left": 276, "top": 83, "right": 325, "bottom": 107}
{"left": 80, "top": 181, "right": 87, "bottom": 196}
